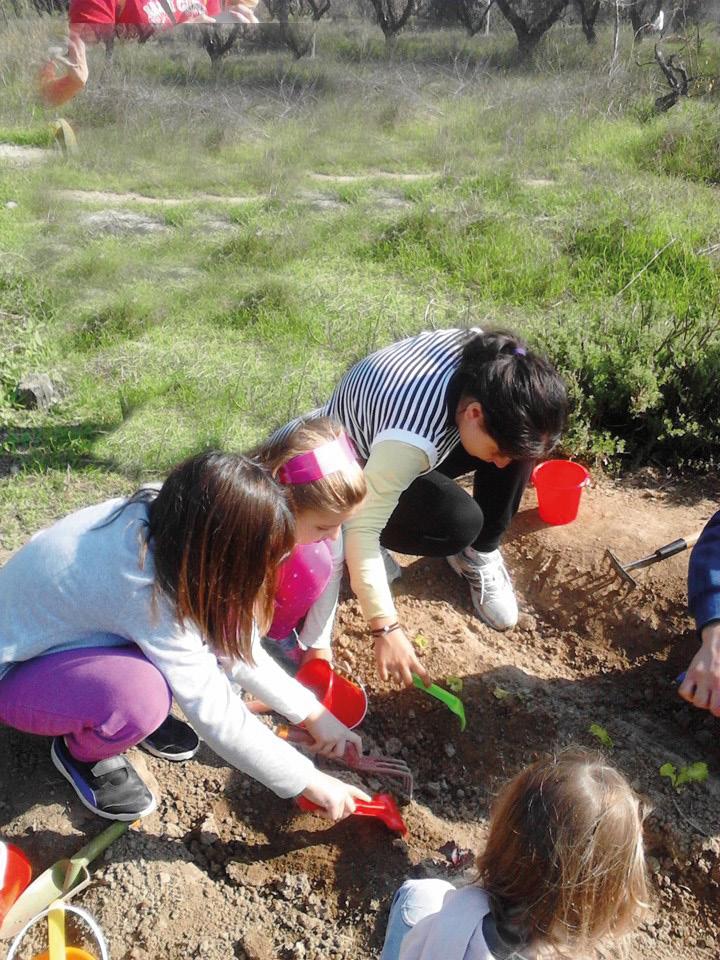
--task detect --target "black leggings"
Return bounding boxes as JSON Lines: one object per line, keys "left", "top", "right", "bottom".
{"left": 379, "top": 445, "right": 532, "bottom": 557}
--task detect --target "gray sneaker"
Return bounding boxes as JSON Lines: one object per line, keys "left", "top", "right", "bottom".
{"left": 380, "top": 546, "right": 402, "bottom": 584}
{"left": 447, "top": 548, "right": 518, "bottom": 631}
{"left": 51, "top": 737, "right": 156, "bottom": 821}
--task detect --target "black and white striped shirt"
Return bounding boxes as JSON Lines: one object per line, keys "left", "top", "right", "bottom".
{"left": 322, "top": 327, "right": 476, "bottom": 470}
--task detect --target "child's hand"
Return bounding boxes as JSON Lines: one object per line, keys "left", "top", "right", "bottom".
{"left": 679, "top": 622, "right": 720, "bottom": 715}
{"left": 39, "top": 32, "right": 89, "bottom": 106}
{"left": 374, "top": 626, "right": 431, "bottom": 688}
{"left": 54, "top": 32, "right": 89, "bottom": 82}
{"left": 225, "top": 3, "right": 258, "bottom": 22}
{"left": 182, "top": 11, "right": 216, "bottom": 22}
{"left": 304, "top": 704, "right": 361, "bottom": 758}
{"left": 301, "top": 770, "right": 371, "bottom": 820}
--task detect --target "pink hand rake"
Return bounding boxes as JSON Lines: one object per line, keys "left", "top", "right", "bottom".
{"left": 277, "top": 727, "right": 414, "bottom": 799}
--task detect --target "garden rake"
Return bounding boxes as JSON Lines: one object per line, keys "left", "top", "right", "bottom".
{"left": 277, "top": 726, "right": 414, "bottom": 799}
{"left": 605, "top": 531, "right": 702, "bottom": 589}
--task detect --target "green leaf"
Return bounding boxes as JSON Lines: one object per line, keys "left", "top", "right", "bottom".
{"left": 413, "top": 633, "right": 429, "bottom": 651}
{"left": 493, "top": 686, "right": 510, "bottom": 700}
{"left": 675, "top": 762, "right": 709, "bottom": 788}
{"left": 447, "top": 676, "right": 463, "bottom": 693}
{"left": 589, "top": 723, "right": 614, "bottom": 749}
{"left": 659, "top": 762, "right": 678, "bottom": 787}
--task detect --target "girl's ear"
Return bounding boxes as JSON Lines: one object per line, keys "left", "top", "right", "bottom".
{"left": 464, "top": 401, "right": 484, "bottom": 425}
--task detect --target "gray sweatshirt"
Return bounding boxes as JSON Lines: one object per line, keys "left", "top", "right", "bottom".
{"left": 0, "top": 498, "right": 318, "bottom": 798}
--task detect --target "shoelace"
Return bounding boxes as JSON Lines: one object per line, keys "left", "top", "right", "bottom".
{"left": 459, "top": 553, "right": 510, "bottom": 604}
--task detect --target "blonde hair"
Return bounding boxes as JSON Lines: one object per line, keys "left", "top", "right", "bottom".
{"left": 251, "top": 416, "right": 366, "bottom": 516}
{"left": 477, "top": 749, "right": 651, "bottom": 956}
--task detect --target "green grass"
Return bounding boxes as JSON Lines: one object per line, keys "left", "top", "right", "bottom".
{"left": 0, "top": 17, "right": 719, "bottom": 537}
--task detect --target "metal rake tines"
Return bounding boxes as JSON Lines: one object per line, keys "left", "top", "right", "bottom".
{"left": 339, "top": 745, "right": 414, "bottom": 800}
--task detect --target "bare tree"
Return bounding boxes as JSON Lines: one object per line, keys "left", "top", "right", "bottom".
{"left": 304, "top": 0, "right": 330, "bottom": 18}
{"left": 264, "top": 0, "right": 321, "bottom": 57}
{"left": 574, "top": 0, "right": 600, "bottom": 42}
{"left": 418, "top": 0, "right": 493, "bottom": 32}
{"left": 368, "top": 0, "right": 416, "bottom": 44}
{"left": 457, "top": 0, "right": 495, "bottom": 35}
{"left": 199, "top": 23, "right": 242, "bottom": 74}
{"left": 627, "top": 0, "right": 662, "bottom": 40}
{"left": 653, "top": 44, "right": 690, "bottom": 109}
{"left": 494, "top": 0, "right": 568, "bottom": 56}
{"left": 611, "top": 0, "right": 621, "bottom": 68}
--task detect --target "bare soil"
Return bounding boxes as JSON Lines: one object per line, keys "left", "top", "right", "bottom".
{"left": 2, "top": 474, "right": 720, "bottom": 959}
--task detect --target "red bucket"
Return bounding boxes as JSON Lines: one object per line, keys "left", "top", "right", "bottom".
{"left": 0, "top": 842, "right": 32, "bottom": 927}
{"left": 532, "top": 460, "right": 590, "bottom": 525}
{"left": 295, "top": 660, "right": 368, "bottom": 729}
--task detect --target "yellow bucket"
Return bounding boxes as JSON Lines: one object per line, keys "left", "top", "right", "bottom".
{"left": 33, "top": 950, "right": 96, "bottom": 960}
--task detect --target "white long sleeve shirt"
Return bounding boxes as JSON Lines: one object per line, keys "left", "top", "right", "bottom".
{"left": 0, "top": 498, "right": 318, "bottom": 798}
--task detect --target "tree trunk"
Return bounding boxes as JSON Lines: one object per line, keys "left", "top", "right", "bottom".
{"left": 494, "top": 0, "right": 568, "bottom": 57}
{"left": 628, "top": 0, "right": 662, "bottom": 42}
{"left": 369, "top": 0, "right": 415, "bottom": 43}
{"left": 610, "top": 0, "right": 620, "bottom": 69}
{"left": 457, "top": 0, "right": 494, "bottom": 36}
{"left": 200, "top": 23, "right": 242, "bottom": 71}
{"left": 574, "top": 0, "right": 599, "bottom": 44}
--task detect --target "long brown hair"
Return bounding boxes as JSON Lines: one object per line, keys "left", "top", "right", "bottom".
{"left": 477, "top": 749, "right": 650, "bottom": 956}
{"left": 143, "top": 451, "right": 294, "bottom": 663}
{"left": 251, "top": 416, "right": 366, "bottom": 516}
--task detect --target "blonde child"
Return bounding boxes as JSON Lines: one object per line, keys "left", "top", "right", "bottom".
{"left": 252, "top": 417, "right": 367, "bottom": 667}
{"left": 381, "top": 750, "right": 650, "bottom": 960}
{"left": 0, "top": 452, "right": 368, "bottom": 821}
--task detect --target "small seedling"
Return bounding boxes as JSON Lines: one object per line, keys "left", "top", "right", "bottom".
{"left": 492, "top": 686, "right": 510, "bottom": 700}
{"left": 659, "top": 761, "right": 708, "bottom": 791}
{"left": 447, "top": 676, "right": 463, "bottom": 693}
{"left": 413, "top": 633, "right": 429, "bottom": 651}
{"left": 589, "top": 723, "right": 614, "bottom": 749}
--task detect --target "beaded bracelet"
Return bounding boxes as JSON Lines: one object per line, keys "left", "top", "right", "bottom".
{"left": 370, "top": 621, "right": 401, "bottom": 638}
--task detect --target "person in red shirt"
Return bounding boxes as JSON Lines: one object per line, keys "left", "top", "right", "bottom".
{"left": 39, "top": 0, "right": 258, "bottom": 105}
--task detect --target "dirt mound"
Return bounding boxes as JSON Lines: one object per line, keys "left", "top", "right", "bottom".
{"left": 1, "top": 476, "right": 719, "bottom": 959}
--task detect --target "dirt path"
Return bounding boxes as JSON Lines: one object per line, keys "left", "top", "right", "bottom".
{"left": 54, "top": 189, "right": 259, "bottom": 206}
{"left": 1, "top": 475, "right": 719, "bottom": 959}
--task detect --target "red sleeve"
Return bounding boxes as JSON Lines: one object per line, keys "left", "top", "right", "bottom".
{"left": 69, "top": 0, "right": 116, "bottom": 25}
{"left": 205, "top": 0, "right": 221, "bottom": 16}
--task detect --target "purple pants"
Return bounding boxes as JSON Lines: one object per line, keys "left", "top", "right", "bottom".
{"left": 0, "top": 646, "right": 171, "bottom": 762}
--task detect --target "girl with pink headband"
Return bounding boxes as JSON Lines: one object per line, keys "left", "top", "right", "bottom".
{"left": 252, "top": 417, "right": 367, "bottom": 667}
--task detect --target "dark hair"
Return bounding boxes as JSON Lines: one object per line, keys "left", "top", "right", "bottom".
{"left": 127, "top": 452, "right": 294, "bottom": 664}
{"left": 450, "top": 330, "right": 568, "bottom": 460}
{"left": 477, "top": 749, "right": 650, "bottom": 956}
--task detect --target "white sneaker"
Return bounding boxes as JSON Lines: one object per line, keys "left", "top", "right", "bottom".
{"left": 380, "top": 546, "right": 402, "bottom": 584}
{"left": 447, "top": 547, "right": 518, "bottom": 631}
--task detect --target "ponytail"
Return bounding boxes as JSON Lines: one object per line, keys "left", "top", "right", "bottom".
{"left": 453, "top": 330, "right": 568, "bottom": 460}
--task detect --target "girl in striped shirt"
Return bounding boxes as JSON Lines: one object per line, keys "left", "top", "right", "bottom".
{"left": 280, "top": 327, "right": 568, "bottom": 686}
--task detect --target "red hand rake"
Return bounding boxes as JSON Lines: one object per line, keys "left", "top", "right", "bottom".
{"left": 297, "top": 793, "right": 408, "bottom": 835}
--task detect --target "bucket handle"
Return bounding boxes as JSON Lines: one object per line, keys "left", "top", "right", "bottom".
{"left": 530, "top": 464, "right": 592, "bottom": 489}
{"left": 6, "top": 903, "right": 109, "bottom": 960}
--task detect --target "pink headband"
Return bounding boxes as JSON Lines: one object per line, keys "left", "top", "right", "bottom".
{"left": 278, "top": 433, "right": 359, "bottom": 485}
